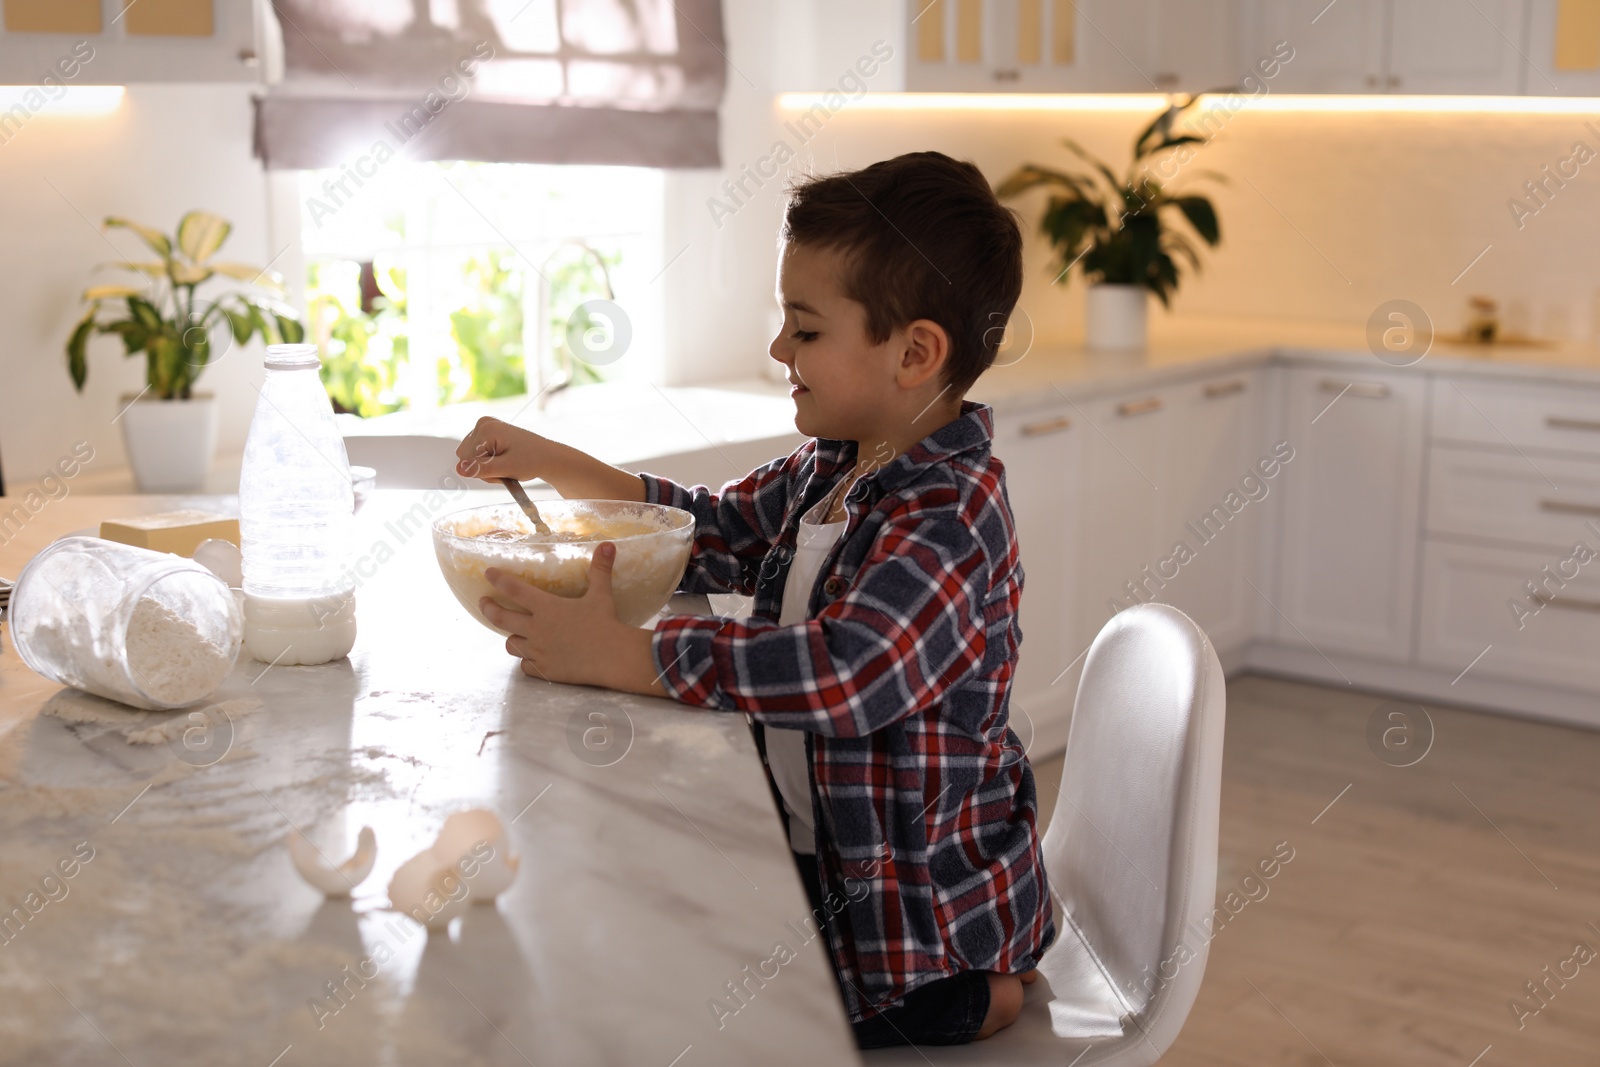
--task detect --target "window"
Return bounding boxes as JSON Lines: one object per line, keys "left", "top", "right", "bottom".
{"left": 298, "top": 160, "right": 663, "bottom": 417}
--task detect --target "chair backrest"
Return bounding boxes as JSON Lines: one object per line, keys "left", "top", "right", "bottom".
{"left": 1040, "top": 602, "right": 1226, "bottom": 1052}
{"left": 343, "top": 435, "right": 463, "bottom": 490}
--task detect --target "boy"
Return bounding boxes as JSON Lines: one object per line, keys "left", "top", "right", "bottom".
{"left": 456, "top": 151, "right": 1055, "bottom": 1048}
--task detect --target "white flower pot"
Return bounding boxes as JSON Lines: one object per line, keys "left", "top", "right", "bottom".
{"left": 119, "top": 393, "right": 219, "bottom": 493}
{"left": 1085, "top": 284, "right": 1149, "bottom": 352}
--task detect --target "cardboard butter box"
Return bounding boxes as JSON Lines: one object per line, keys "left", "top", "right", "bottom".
{"left": 99, "top": 511, "right": 240, "bottom": 558}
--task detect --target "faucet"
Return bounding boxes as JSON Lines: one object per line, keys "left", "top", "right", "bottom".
{"left": 531, "top": 239, "right": 616, "bottom": 413}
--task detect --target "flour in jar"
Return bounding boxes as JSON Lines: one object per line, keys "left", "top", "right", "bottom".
{"left": 122, "top": 596, "right": 235, "bottom": 706}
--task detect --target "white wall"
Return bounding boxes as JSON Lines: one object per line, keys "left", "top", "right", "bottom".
{"left": 0, "top": 84, "right": 272, "bottom": 488}
{"left": 665, "top": 0, "right": 1600, "bottom": 369}
{"left": 6, "top": 0, "right": 1600, "bottom": 491}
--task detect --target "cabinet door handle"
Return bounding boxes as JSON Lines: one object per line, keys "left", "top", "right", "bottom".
{"left": 1547, "top": 416, "right": 1600, "bottom": 434}
{"left": 1540, "top": 499, "right": 1600, "bottom": 517}
{"left": 1116, "top": 396, "right": 1164, "bottom": 417}
{"left": 1203, "top": 379, "right": 1247, "bottom": 399}
{"left": 1533, "top": 592, "right": 1600, "bottom": 615}
{"left": 1319, "top": 379, "right": 1390, "bottom": 399}
{"left": 1019, "top": 414, "right": 1073, "bottom": 437}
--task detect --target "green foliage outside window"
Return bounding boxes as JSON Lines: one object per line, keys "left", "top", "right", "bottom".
{"left": 310, "top": 259, "right": 406, "bottom": 418}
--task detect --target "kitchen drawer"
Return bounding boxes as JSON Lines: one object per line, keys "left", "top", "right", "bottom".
{"left": 1433, "top": 376, "right": 1600, "bottom": 457}
{"left": 1426, "top": 445, "right": 1600, "bottom": 550}
{"left": 1418, "top": 541, "right": 1600, "bottom": 695}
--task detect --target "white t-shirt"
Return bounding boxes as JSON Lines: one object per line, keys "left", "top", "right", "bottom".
{"left": 766, "top": 474, "right": 855, "bottom": 855}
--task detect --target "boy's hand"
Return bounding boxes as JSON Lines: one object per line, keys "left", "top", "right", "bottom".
{"left": 456, "top": 416, "right": 547, "bottom": 483}
{"left": 479, "top": 542, "right": 666, "bottom": 696}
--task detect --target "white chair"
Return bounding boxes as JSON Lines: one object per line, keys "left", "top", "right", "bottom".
{"left": 342, "top": 434, "right": 464, "bottom": 490}
{"left": 868, "top": 602, "right": 1227, "bottom": 1064}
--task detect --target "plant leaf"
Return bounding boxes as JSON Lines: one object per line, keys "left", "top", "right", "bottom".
{"left": 1058, "top": 137, "right": 1124, "bottom": 199}
{"left": 105, "top": 319, "right": 150, "bottom": 356}
{"left": 275, "top": 313, "right": 306, "bottom": 344}
{"left": 94, "top": 261, "right": 167, "bottom": 279}
{"left": 127, "top": 295, "right": 163, "bottom": 332}
{"left": 1169, "top": 196, "right": 1221, "bottom": 244}
{"left": 83, "top": 284, "right": 146, "bottom": 301}
{"left": 171, "top": 261, "right": 214, "bottom": 286}
{"left": 1146, "top": 134, "right": 1208, "bottom": 156}
{"left": 1133, "top": 103, "right": 1180, "bottom": 159}
{"left": 66, "top": 314, "right": 94, "bottom": 392}
{"left": 995, "top": 164, "right": 1099, "bottom": 201}
{"left": 176, "top": 211, "right": 231, "bottom": 263}
{"left": 224, "top": 307, "right": 254, "bottom": 344}
{"left": 209, "top": 261, "right": 284, "bottom": 290}
{"left": 104, "top": 217, "right": 172, "bottom": 259}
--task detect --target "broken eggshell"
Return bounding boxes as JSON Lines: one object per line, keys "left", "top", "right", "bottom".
{"left": 288, "top": 825, "right": 377, "bottom": 897}
{"left": 387, "top": 808, "right": 520, "bottom": 929}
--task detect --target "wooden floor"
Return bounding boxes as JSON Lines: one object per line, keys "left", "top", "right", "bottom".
{"left": 1028, "top": 674, "right": 1600, "bottom": 1067}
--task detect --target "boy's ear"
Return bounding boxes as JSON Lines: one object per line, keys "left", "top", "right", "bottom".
{"left": 896, "top": 318, "right": 950, "bottom": 390}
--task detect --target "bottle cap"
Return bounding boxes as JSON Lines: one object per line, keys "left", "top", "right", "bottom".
{"left": 264, "top": 343, "right": 321, "bottom": 369}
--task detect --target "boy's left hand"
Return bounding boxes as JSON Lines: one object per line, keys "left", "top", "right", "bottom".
{"left": 479, "top": 542, "right": 662, "bottom": 694}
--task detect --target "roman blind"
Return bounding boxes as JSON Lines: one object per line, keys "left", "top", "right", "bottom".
{"left": 253, "top": 0, "right": 726, "bottom": 170}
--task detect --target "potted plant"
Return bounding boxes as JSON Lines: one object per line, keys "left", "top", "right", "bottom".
{"left": 997, "top": 97, "right": 1223, "bottom": 352}
{"left": 66, "top": 211, "right": 304, "bottom": 492}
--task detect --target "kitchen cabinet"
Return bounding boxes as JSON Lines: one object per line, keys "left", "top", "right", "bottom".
{"left": 1523, "top": 0, "right": 1600, "bottom": 96}
{"left": 904, "top": 0, "right": 1246, "bottom": 94}
{"left": 1243, "top": 0, "right": 1387, "bottom": 92}
{"left": 1416, "top": 372, "right": 1600, "bottom": 697}
{"left": 0, "top": 0, "right": 262, "bottom": 84}
{"left": 1152, "top": 370, "right": 1266, "bottom": 654}
{"left": 1418, "top": 540, "right": 1600, "bottom": 694}
{"left": 903, "top": 0, "right": 1542, "bottom": 95}
{"left": 1388, "top": 0, "right": 1528, "bottom": 94}
{"left": 1070, "top": 368, "right": 1265, "bottom": 661}
{"left": 1073, "top": 382, "right": 1172, "bottom": 646}
{"left": 993, "top": 399, "right": 1084, "bottom": 753}
{"left": 1272, "top": 365, "right": 1426, "bottom": 663}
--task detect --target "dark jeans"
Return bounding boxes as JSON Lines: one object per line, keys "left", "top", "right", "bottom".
{"left": 791, "top": 849, "right": 990, "bottom": 1049}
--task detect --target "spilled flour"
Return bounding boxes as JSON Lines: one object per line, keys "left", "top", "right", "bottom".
{"left": 125, "top": 698, "right": 260, "bottom": 745}
{"left": 42, "top": 691, "right": 261, "bottom": 746}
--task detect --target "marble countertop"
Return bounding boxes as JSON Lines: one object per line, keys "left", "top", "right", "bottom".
{"left": 967, "top": 315, "right": 1600, "bottom": 412}
{"left": 34, "top": 315, "right": 1600, "bottom": 501}
{"left": 341, "top": 316, "right": 1600, "bottom": 440}
{"left": 0, "top": 492, "right": 862, "bottom": 1067}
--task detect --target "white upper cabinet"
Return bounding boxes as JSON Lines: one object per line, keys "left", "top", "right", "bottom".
{"left": 1387, "top": 0, "right": 1527, "bottom": 94}
{"left": 1522, "top": 0, "right": 1600, "bottom": 96}
{"left": 905, "top": 0, "right": 1244, "bottom": 93}
{"left": 0, "top": 0, "right": 263, "bottom": 84}
{"left": 906, "top": 0, "right": 1555, "bottom": 94}
{"left": 1243, "top": 0, "right": 1387, "bottom": 92}
{"left": 1148, "top": 0, "right": 1252, "bottom": 93}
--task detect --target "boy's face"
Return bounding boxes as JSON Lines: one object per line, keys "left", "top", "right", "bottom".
{"left": 769, "top": 240, "right": 926, "bottom": 444}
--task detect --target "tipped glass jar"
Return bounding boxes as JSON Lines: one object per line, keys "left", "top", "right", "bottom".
{"left": 9, "top": 537, "right": 242, "bottom": 710}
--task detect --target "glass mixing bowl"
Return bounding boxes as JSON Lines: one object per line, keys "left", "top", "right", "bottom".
{"left": 433, "top": 501, "right": 694, "bottom": 632}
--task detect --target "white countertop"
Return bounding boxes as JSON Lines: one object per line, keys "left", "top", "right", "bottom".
{"left": 37, "top": 315, "right": 1600, "bottom": 499}
{"left": 337, "top": 314, "right": 1600, "bottom": 446}
{"left": 0, "top": 492, "right": 862, "bottom": 1067}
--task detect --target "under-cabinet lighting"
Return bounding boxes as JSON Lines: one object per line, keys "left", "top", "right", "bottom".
{"left": 777, "top": 92, "right": 1600, "bottom": 115}
{"left": 0, "top": 85, "right": 124, "bottom": 115}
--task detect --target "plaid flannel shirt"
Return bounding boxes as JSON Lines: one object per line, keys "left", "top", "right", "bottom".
{"left": 640, "top": 399, "right": 1057, "bottom": 1021}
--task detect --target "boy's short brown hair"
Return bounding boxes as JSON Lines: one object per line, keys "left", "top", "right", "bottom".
{"left": 780, "top": 151, "right": 1023, "bottom": 399}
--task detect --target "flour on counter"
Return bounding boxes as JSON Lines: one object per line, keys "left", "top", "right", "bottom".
{"left": 125, "top": 698, "right": 260, "bottom": 746}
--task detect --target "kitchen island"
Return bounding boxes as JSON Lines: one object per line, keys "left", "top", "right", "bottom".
{"left": 0, "top": 491, "right": 862, "bottom": 1067}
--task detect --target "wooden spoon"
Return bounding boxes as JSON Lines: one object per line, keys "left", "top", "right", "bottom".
{"left": 499, "top": 478, "right": 554, "bottom": 537}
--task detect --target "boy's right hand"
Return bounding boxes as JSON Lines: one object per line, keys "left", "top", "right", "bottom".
{"left": 456, "top": 417, "right": 547, "bottom": 483}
